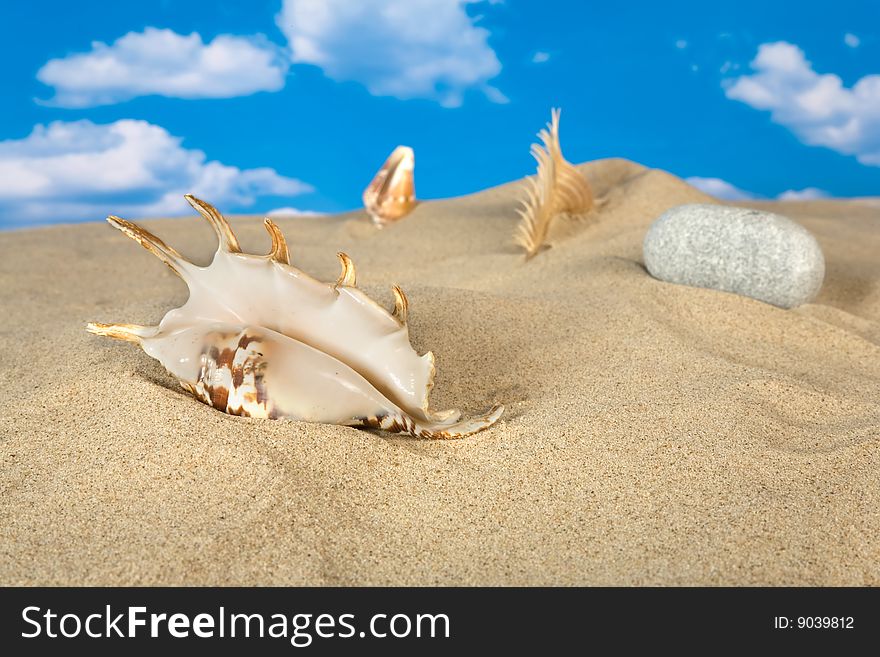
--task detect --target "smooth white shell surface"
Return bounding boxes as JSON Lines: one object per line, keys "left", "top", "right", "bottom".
{"left": 166, "top": 250, "right": 441, "bottom": 422}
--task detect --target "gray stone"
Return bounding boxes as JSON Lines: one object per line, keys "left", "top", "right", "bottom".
{"left": 643, "top": 204, "right": 825, "bottom": 309}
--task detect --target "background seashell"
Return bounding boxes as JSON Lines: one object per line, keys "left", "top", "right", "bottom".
{"left": 363, "top": 145, "right": 417, "bottom": 227}
{"left": 87, "top": 196, "right": 503, "bottom": 439}
{"left": 515, "top": 108, "right": 599, "bottom": 258}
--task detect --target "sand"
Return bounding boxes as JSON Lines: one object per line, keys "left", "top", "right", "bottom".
{"left": 1, "top": 158, "right": 879, "bottom": 586}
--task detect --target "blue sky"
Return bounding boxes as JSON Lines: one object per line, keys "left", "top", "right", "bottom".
{"left": 0, "top": 0, "right": 878, "bottom": 228}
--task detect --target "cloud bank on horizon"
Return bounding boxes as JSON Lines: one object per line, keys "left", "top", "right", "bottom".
{"left": 0, "top": 120, "right": 311, "bottom": 227}
{"left": 686, "top": 177, "right": 829, "bottom": 202}
{"left": 0, "top": 0, "right": 877, "bottom": 228}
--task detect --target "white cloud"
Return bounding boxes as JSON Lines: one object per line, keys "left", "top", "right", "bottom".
{"left": 675, "top": 40, "right": 688, "bottom": 50}
{"left": 531, "top": 51, "right": 550, "bottom": 64}
{"left": 482, "top": 85, "right": 510, "bottom": 103}
{"left": 725, "top": 41, "right": 880, "bottom": 166}
{"left": 266, "top": 207, "right": 324, "bottom": 217}
{"left": 686, "top": 177, "right": 756, "bottom": 201}
{"left": 777, "top": 187, "right": 830, "bottom": 201}
{"left": 37, "top": 28, "right": 289, "bottom": 108}
{"left": 687, "top": 176, "right": 832, "bottom": 201}
{"left": 276, "top": 0, "right": 503, "bottom": 107}
{"left": 844, "top": 33, "right": 860, "bottom": 48}
{"left": 0, "top": 120, "right": 311, "bottom": 227}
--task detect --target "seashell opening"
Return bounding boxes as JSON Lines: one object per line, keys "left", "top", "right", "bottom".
{"left": 87, "top": 196, "right": 503, "bottom": 439}
{"left": 363, "top": 145, "right": 418, "bottom": 227}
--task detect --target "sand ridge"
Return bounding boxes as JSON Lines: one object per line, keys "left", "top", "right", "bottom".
{"left": 1, "top": 158, "right": 879, "bottom": 585}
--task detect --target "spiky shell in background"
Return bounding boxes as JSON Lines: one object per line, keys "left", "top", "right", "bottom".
{"left": 515, "top": 109, "right": 599, "bottom": 258}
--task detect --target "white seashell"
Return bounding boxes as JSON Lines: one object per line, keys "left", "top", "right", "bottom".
{"left": 87, "top": 196, "right": 503, "bottom": 439}
{"left": 362, "top": 145, "right": 417, "bottom": 227}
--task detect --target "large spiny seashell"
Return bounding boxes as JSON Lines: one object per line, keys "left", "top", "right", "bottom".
{"left": 514, "top": 108, "right": 599, "bottom": 259}
{"left": 363, "top": 145, "right": 417, "bottom": 227}
{"left": 87, "top": 196, "right": 503, "bottom": 439}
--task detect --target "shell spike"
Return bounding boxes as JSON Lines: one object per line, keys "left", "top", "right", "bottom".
{"left": 391, "top": 285, "right": 409, "bottom": 324}
{"left": 546, "top": 107, "right": 562, "bottom": 148}
{"left": 86, "top": 322, "right": 157, "bottom": 344}
{"left": 106, "top": 215, "right": 192, "bottom": 279}
{"left": 184, "top": 194, "right": 241, "bottom": 253}
{"left": 263, "top": 218, "right": 290, "bottom": 264}
{"left": 514, "top": 108, "right": 595, "bottom": 258}
{"left": 335, "top": 252, "right": 357, "bottom": 288}
{"left": 374, "top": 403, "right": 504, "bottom": 439}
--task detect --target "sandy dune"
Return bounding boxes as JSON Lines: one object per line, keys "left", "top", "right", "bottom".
{"left": 1, "top": 158, "right": 878, "bottom": 585}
